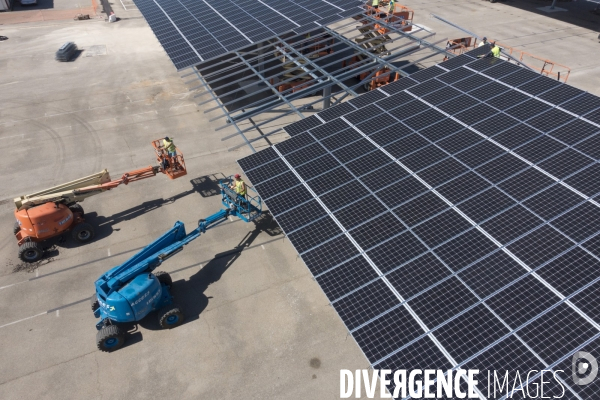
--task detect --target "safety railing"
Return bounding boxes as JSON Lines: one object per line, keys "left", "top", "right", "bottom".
{"left": 492, "top": 40, "right": 571, "bottom": 82}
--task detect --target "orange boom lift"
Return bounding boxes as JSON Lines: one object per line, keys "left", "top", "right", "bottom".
{"left": 13, "top": 139, "right": 187, "bottom": 262}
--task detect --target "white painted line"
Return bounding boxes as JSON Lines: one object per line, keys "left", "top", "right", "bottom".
{"left": 35, "top": 269, "right": 39, "bottom": 278}
{"left": 0, "top": 312, "right": 47, "bottom": 329}
{"left": 2, "top": 134, "right": 24, "bottom": 140}
{"left": 56, "top": 310, "right": 59, "bottom": 317}
{"left": 0, "top": 280, "right": 28, "bottom": 290}
{"left": 107, "top": 248, "right": 111, "bottom": 257}
{"left": 0, "top": 81, "right": 21, "bottom": 87}
{"left": 120, "top": 0, "right": 127, "bottom": 10}
{"left": 261, "top": 245, "right": 265, "bottom": 250}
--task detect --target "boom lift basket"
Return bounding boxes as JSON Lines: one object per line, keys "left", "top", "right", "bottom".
{"left": 152, "top": 139, "right": 188, "bottom": 179}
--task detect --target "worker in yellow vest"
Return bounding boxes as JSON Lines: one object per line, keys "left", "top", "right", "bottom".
{"left": 230, "top": 174, "right": 247, "bottom": 199}
{"left": 163, "top": 136, "right": 177, "bottom": 158}
{"left": 388, "top": 0, "right": 395, "bottom": 14}
{"left": 490, "top": 42, "right": 501, "bottom": 58}
{"left": 372, "top": 0, "right": 379, "bottom": 9}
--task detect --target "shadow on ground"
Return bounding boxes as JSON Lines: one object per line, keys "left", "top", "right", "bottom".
{"left": 498, "top": 0, "right": 600, "bottom": 32}
{"left": 137, "top": 212, "right": 281, "bottom": 331}
{"left": 20, "top": 174, "right": 226, "bottom": 261}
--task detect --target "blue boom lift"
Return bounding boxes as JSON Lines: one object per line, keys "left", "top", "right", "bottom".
{"left": 91, "top": 177, "right": 261, "bottom": 352}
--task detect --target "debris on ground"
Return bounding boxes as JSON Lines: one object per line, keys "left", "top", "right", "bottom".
{"left": 9, "top": 245, "right": 57, "bottom": 273}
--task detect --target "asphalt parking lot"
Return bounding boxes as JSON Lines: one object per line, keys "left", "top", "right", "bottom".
{"left": 0, "top": 1, "right": 598, "bottom": 399}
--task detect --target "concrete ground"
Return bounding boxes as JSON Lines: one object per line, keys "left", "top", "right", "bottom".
{"left": 0, "top": 1, "right": 598, "bottom": 399}
{"left": 401, "top": 0, "right": 600, "bottom": 95}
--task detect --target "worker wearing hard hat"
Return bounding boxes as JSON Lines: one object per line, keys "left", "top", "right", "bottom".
{"left": 371, "top": 0, "right": 379, "bottom": 9}
{"left": 478, "top": 37, "right": 488, "bottom": 47}
{"left": 230, "top": 174, "right": 247, "bottom": 199}
{"left": 163, "top": 137, "right": 177, "bottom": 158}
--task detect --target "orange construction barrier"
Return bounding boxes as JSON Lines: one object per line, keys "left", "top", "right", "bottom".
{"left": 491, "top": 40, "right": 571, "bottom": 83}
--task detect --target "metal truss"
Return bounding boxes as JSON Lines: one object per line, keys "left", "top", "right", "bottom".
{"left": 182, "top": 11, "right": 458, "bottom": 153}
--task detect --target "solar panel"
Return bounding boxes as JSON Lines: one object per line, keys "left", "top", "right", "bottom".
{"left": 239, "top": 52, "right": 600, "bottom": 397}
{"left": 133, "top": 0, "right": 364, "bottom": 69}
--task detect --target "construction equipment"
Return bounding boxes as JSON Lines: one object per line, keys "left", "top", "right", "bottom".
{"left": 363, "top": 1, "right": 414, "bottom": 34}
{"left": 341, "top": 2, "right": 414, "bottom": 92}
{"left": 270, "top": 35, "right": 333, "bottom": 94}
{"left": 92, "top": 177, "right": 262, "bottom": 352}
{"left": 442, "top": 36, "right": 478, "bottom": 60}
{"left": 13, "top": 139, "right": 187, "bottom": 263}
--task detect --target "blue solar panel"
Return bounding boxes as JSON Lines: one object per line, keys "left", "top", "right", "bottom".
{"left": 133, "top": 0, "right": 363, "bottom": 69}
{"left": 239, "top": 55, "right": 600, "bottom": 397}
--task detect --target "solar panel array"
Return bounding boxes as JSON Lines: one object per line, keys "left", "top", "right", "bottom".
{"left": 239, "top": 47, "right": 600, "bottom": 398}
{"left": 133, "top": 0, "right": 364, "bottom": 69}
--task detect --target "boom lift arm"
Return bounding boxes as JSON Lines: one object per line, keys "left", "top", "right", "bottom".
{"left": 98, "top": 210, "right": 232, "bottom": 295}
{"left": 14, "top": 139, "right": 187, "bottom": 209}
{"left": 93, "top": 177, "right": 262, "bottom": 334}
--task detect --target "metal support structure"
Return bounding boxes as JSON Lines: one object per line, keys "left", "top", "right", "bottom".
{"left": 184, "top": 11, "right": 458, "bottom": 152}
{"left": 323, "top": 84, "right": 332, "bottom": 110}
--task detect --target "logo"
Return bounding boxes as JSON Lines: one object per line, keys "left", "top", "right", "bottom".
{"left": 57, "top": 214, "right": 72, "bottom": 226}
{"left": 572, "top": 351, "right": 598, "bottom": 386}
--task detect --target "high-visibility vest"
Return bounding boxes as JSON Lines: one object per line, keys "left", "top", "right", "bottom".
{"left": 235, "top": 179, "right": 246, "bottom": 196}
{"left": 388, "top": 0, "right": 395, "bottom": 12}
{"left": 163, "top": 139, "right": 176, "bottom": 153}
{"left": 491, "top": 45, "right": 501, "bottom": 58}
{"left": 372, "top": 0, "right": 379, "bottom": 6}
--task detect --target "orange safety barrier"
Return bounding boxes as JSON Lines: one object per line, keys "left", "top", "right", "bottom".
{"left": 363, "top": 3, "right": 414, "bottom": 34}
{"left": 441, "top": 37, "right": 571, "bottom": 83}
{"left": 491, "top": 40, "right": 571, "bottom": 83}
{"left": 443, "top": 37, "right": 478, "bottom": 60}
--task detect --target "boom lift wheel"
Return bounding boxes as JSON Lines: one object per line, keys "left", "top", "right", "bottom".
{"left": 158, "top": 305, "right": 184, "bottom": 329}
{"left": 154, "top": 271, "right": 172, "bottom": 288}
{"left": 90, "top": 294, "right": 99, "bottom": 312}
{"left": 18, "top": 242, "right": 43, "bottom": 263}
{"left": 13, "top": 222, "right": 20, "bottom": 235}
{"left": 72, "top": 223, "right": 95, "bottom": 243}
{"left": 96, "top": 325, "right": 125, "bottom": 352}
{"left": 68, "top": 204, "right": 84, "bottom": 215}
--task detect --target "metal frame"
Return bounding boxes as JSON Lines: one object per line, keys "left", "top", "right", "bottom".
{"left": 182, "top": 10, "right": 459, "bottom": 152}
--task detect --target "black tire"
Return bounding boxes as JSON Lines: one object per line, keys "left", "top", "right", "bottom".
{"left": 71, "top": 223, "right": 94, "bottom": 243}
{"left": 154, "top": 271, "right": 172, "bottom": 288}
{"left": 91, "top": 294, "right": 100, "bottom": 312}
{"left": 13, "top": 221, "right": 21, "bottom": 235}
{"left": 68, "top": 204, "right": 84, "bottom": 215}
{"left": 18, "top": 242, "right": 43, "bottom": 263}
{"left": 158, "top": 305, "right": 184, "bottom": 329}
{"left": 96, "top": 325, "right": 125, "bottom": 352}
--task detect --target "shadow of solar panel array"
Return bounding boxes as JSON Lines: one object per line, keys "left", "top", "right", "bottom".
{"left": 238, "top": 47, "right": 600, "bottom": 398}
{"left": 133, "top": 0, "right": 364, "bottom": 69}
